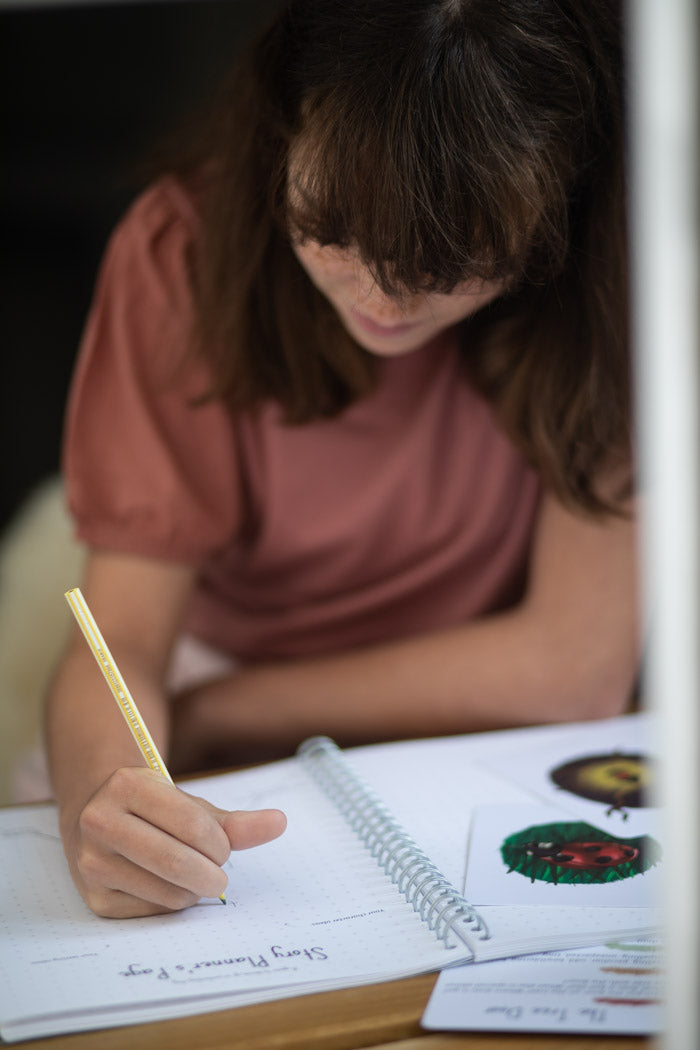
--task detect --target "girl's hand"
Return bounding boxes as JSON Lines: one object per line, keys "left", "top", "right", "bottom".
{"left": 63, "top": 766, "right": 286, "bottom": 918}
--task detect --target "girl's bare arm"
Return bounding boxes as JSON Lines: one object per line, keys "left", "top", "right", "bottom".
{"left": 173, "top": 490, "right": 639, "bottom": 761}
{"left": 46, "top": 551, "right": 285, "bottom": 918}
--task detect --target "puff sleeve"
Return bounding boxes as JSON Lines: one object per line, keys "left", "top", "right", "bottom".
{"left": 63, "top": 178, "right": 242, "bottom": 563}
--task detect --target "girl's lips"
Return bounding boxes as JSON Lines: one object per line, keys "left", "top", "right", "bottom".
{"left": 349, "top": 308, "right": 419, "bottom": 338}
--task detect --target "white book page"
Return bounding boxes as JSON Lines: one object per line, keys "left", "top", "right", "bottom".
{"left": 0, "top": 756, "right": 474, "bottom": 1041}
{"left": 422, "top": 939, "right": 664, "bottom": 1035}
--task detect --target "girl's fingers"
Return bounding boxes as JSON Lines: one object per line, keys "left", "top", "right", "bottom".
{"left": 81, "top": 767, "right": 230, "bottom": 864}
{"left": 221, "top": 808, "right": 287, "bottom": 850}
{"left": 97, "top": 810, "right": 229, "bottom": 900}
{"left": 77, "top": 849, "right": 203, "bottom": 917}
{"left": 188, "top": 790, "right": 287, "bottom": 849}
{"left": 74, "top": 767, "right": 287, "bottom": 917}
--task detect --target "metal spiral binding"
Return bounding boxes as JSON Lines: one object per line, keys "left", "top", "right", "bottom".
{"left": 298, "top": 736, "right": 490, "bottom": 950}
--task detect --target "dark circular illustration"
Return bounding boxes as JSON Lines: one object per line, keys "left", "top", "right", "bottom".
{"left": 549, "top": 752, "right": 653, "bottom": 816}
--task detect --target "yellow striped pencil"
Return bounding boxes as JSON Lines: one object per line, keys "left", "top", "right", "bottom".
{"left": 64, "top": 586, "right": 226, "bottom": 904}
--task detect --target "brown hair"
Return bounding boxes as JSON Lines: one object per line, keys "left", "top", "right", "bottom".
{"left": 172, "top": 0, "right": 629, "bottom": 513}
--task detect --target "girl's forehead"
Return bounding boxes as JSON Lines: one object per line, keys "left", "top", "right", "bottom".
{"left": 282, "top": 111, "right": 545, "bottom": 294}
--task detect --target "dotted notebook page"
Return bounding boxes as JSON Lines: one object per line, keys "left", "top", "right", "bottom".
{"left": 0, "top": 756, "right": 473, "bottom": 1041}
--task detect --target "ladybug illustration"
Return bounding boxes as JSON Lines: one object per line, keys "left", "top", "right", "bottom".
{"left": 522, "top": 839, "right": 639, "bottom": 870}
{"left": 501, "top": 820, "right": 661, "bottom": 886}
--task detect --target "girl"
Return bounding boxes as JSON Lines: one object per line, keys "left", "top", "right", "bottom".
{"left": 46, "top": 0, "right": 638, "bottom": 918}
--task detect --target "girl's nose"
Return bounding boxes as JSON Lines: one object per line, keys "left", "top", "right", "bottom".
{"left": 355, "top": 271, "right": 418, "bottom": 321}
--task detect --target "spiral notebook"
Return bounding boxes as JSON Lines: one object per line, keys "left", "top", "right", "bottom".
{"left": 0, "top": 716, "right": 660, "bottom": 1042}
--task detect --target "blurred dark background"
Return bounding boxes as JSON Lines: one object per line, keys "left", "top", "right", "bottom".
{"left": 1, "top": 0, "right": 278, "bottom": 534}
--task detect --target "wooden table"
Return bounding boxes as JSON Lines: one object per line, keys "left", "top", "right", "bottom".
{"left": 16, "top": 972, "right": 649, "bottom": 1050}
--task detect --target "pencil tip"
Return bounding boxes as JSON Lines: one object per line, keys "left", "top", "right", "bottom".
{"left": 220, "top": 895, "right": 226, "bottom": 905}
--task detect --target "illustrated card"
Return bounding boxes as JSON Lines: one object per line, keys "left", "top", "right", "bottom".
{"left": 479, "top": 717, "right": 658, "bottom": 838}
{"left": 464, "top": 804, "right": 663, "bottom": 908}
{"left": 422, "top": 938, "right": 664, "bottom": 1035}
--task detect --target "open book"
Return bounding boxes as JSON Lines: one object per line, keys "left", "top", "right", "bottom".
{"left": 0, "top": 713, "right": 660, "bottom": 1042}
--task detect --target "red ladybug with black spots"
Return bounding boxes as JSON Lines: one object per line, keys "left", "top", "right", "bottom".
{"left": 523, "top": 839, "right": 639, "bottom": 871}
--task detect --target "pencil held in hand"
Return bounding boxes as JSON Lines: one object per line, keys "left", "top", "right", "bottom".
{"left": 64, "top": 587, "right": 171, "bottom": 780}
{"left": 64, "top": 586, "right": 227, "bottom": 904}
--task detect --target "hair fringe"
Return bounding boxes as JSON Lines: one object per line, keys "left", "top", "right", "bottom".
{"left": 162, "top": 0, "right": 630, "bottom": 515}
